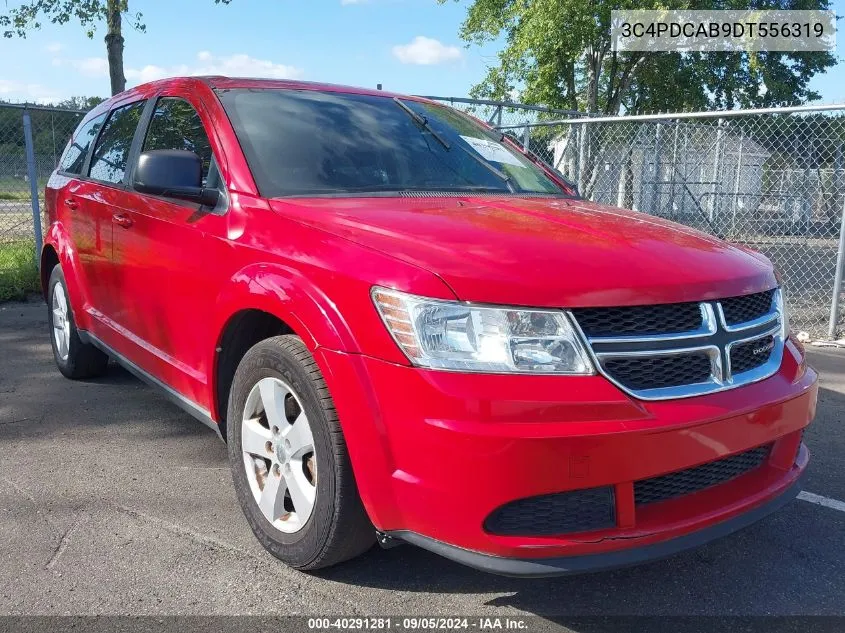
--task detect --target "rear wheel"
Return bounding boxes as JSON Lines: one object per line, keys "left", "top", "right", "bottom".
{"left": 47, "top": 265, "right": 109, "bottom": 379}
{"left": 227, "top": 335, "right": 374, "bottom": 570}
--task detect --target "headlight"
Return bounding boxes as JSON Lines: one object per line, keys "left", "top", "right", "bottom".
{"left": 372, "top": 287, "right": 594, "bottom": 374}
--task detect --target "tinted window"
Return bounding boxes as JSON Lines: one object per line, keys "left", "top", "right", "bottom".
{"left": 143, "top": 98, "right": 213, "bottom": 183}
{"left": 88, "top": 100, "right": 145, "bottom": 184}
{"left": 58, "top": 113, "right": 106, "bottom": 175}
{"left": 217, "top": 89, "right": 565, "bottom": 197}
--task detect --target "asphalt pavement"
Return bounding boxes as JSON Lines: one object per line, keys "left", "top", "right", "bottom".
{"left": 1, "top": 297, "right": 844, "bottom": 620}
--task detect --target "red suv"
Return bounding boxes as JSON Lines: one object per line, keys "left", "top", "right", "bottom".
{"left": 42, "top": 77, "right": 817, "bottom": 576}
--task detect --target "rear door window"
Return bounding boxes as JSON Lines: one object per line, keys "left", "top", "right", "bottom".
{"left": 88, "top": 100, "right": 146, "bottom": 185}
{"left": 58, "top": 113, "right": 107, "bottom": 175}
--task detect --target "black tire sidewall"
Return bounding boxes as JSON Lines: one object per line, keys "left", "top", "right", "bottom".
{"left": 227, "top": 340, "right": 339, "bottom": 567}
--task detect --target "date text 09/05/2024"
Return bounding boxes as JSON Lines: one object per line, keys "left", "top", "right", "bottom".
{"left": 307, "top": 617, "right": 530, "bottom": 630}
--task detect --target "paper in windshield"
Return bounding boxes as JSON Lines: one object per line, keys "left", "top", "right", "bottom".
{"left": 460, "top": 136, "right": 524, "bottom": 167}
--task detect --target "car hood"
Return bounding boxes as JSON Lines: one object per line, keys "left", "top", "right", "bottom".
{"left": 268, "top": 196, "right": 777, "bottom": 307}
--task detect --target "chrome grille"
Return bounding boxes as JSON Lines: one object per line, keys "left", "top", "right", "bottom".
{"left": 573, "top": 302, "right": 702, "bottom": 338}
{"left": 602, "top": 354, "right": 712, "bottom": 390}
{"left": 730, "top": 335, "right": 776, "bottom": 374}
{"left": 721, "top": 290, "right": 777, "bottom": 326}
{"left": 570, "top": 289, "right": 785, "bottom": 400}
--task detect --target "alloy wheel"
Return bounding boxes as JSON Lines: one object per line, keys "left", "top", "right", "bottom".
{"left": 241, "top": 377, "right": 317, "bottom": 533}
{"left": 52, "top": 283, "right": 70, "bottom": 362}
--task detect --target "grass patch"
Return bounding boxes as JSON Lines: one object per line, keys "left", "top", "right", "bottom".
{"left": 0, "top": 191, "right": 32, "bottom": 201}
{"left": 0, "top": 240, "right": 40, "bottom": 302}
{"left": 0, "top": 176, "right": 48, "bottom": 202}
{"left": 0, "top": 191, "right": 32, "bottom": 202}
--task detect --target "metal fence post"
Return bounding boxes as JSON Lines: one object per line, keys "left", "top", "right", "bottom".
{"left": 668, "top": 122, "right": 679, "bottom": 219}
{"left": 487, "top": 105, "right": 502, "bottom": 126}
{"left": 711, "top": 118, "right": 724, "bottom": 222}
{"left": 577, "top": 122, "right": 588, "bottom": 195}
{"left": 730, "top": 132, "right": 744, "bottom": 238}
{"left": 21, "top": 109, "right": 44, "bottom": 266}
{"left": 828, "top": 197, "right": 845, "bottom": 339}
{"left": 637, "top": 126, "right": 650, "bottom": 211}
{"left": 522, "top": 125, "right": 531, "bottom": 151}
{"left": 652, "top": 123, "right": 663, "bottom": 215}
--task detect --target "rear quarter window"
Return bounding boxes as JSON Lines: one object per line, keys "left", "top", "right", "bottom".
{"left": 58, "top": 113, "right": 107, "bottom": 175}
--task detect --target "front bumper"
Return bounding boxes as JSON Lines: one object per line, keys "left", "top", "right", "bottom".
{"left": 390, "top": 474, "right": 804, "bottom": 577}
{"left": 317, "top": 336, "right": 817, "bottom": 569}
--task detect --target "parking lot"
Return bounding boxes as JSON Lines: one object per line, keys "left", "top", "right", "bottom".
{"left": 1, "top": 297, "right": 844, "bottom": 620}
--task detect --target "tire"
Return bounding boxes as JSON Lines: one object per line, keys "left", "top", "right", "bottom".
{"left": 47, "top": 265, "right": 109, "bottom": 379}
{"left": 227, "top": 335, "right": 374, "bottom": 570}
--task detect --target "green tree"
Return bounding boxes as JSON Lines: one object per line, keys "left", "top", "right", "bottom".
{"left": 444, "top": 0, "right": 838, "bottom": 201}
{"left": 1, "top": 0, "right": 233, "bottom": 96}
{"left": 55, "top": 96, "right": 106, "bottom": 110}
{"left": 442, "top": 0, "right": 837, "bottom": 115}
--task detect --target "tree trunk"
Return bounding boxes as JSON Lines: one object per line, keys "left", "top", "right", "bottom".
{"left": 564, "top": 62, "right": 577, "bottom": 111}
{"left": 105, "top": 0, "right": 126, "bottom": 95}
{"left": 585, "top": 51, "right": 599, "bottom": 114}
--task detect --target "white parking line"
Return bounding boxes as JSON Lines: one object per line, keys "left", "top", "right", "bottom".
{"left": 798, "top": 491, "right": 845, "bottom": 513}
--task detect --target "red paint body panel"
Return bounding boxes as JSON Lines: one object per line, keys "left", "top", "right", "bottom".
{"left": 319, "top": 338, "right": 814, "bottom": 554}
{"left": 268, "top": 197, "right": 777, "bottom": 307}
{"left": 42, "top": 77, "right": 816, "bottom": 567}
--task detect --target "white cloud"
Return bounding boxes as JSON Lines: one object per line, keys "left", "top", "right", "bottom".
{"left": 50, "top": 51, "right": 303, "bottom": 85}
{"left": 124, "top": 51, "right": 303, "bottom": 83}
{"left": 52, "top": 55, "right": 109, "bottom": 78}
{"left": 0, "top": 79, "right": 62, "bottom": 104}
{"left": 124, "top": 52, "right": 304, "bottom": 83}
{"left": 186, "top": 51, "right": 303, "bottom": 80}
{"left": 51, "top": 56, "right": 110, "bottom": 78}
{"left": 392, "top": 36, "right": 462, "bottom": 65}
{"left": 123, "top": 64, "right": 172, "bottom": 83}
{"left": 46, "top": 42, "right": 62, "bottom": 53}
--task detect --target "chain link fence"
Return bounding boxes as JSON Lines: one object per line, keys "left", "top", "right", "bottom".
{"left": 419, "top": 96, "right": 585, "bottom": 129}
{"left": 428, "top": 97, "right": 845, "bottom": 340}
{"left": 0, "top": 103, "right": 84, "bottom": 299}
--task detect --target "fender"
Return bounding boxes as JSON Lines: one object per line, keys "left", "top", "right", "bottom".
{"left": 312, "top": 346, "right": 403, "bottom": 530}
{"left": 211, "top": 261, "right": 361, "bottom": 357}
{"left": 42, "top": 222, "right": 94, "bottom": 332}
{"left": 210, "top": 262, "right": 406, "bottom": 528}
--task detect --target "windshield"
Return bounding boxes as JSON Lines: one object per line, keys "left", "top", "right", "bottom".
{"left": 216, "top": 88, "right": 570, "bottom": 198}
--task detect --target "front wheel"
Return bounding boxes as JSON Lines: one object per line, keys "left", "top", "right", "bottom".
{"left": 227, "top": 335, "right": 374, "bottom": 570}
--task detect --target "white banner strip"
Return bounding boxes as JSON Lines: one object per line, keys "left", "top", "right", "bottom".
{"left": 611, "top": 10, "right": 836, "bottom": 52}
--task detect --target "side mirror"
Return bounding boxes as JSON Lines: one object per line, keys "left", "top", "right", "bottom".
{"left": 133, "top": 149, "right": 220, "bottom": 207}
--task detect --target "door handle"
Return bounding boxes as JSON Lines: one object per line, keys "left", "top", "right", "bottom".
{"left": 112, "top": 213, "right": 134, "bottom": 228}
{"left": 65, "top": 198, "right": 79, "bottom": 210}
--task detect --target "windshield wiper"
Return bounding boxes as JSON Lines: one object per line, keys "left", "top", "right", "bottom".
{"left": 393, "top": 97, "right": 451, "bottom": 150}
{"left": 453, "top": 139, "right": 515, "bottom": 192}
{"left": 393, "top": 97, "right": 515, "bottom": 193}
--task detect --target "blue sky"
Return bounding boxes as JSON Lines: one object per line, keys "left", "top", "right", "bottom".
{"left": 0, "top": 0, "right": 843, "bottom": 106}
